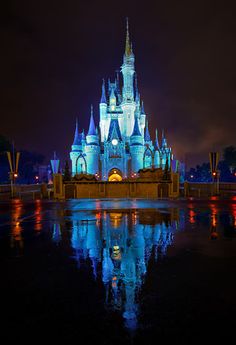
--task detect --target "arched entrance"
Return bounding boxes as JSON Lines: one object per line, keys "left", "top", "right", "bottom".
{"left": 143, "top": 146, "right": 154, "bottom": 169}
{"left": 108, "top": 168, "right": 122, "bottom": 182}
{"left": 75, "top": 154, "right": 87, "bottom": 174}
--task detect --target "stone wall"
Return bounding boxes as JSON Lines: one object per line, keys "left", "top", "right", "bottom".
{"left": 53, "top": 172, "right": 180, "bottom": 199}
{"left": 63, "top": 181, "right": 173, "bottom": 199}
{"left": 182, "top": 182, "right": 236, "bottom": 197}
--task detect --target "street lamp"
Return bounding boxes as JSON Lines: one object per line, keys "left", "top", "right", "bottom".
{"left": 7, "top": 145, "right": 20, "bottom": 198}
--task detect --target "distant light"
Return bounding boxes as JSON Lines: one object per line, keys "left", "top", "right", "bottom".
{"left": 14, "top": 173, "right": 18, "bottom": 178}
{"left": 190, "top": 175, "right": 193, "bottom": 178}
{"left": 35, "top": 176, "right": 39, "bottom": 180}
{"left": 212, "top": 171, "right": 217, "bottom": 176}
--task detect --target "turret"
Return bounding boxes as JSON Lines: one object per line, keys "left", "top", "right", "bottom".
{"left": 160, "top": 129, "right": 171, "bottom": 169}
{"left": 121, "top": 18, "right": 135, "bottom": 102}
{"left": 100, "top": 79, "right": 107, "bottom": 104}
{"left": 85, "top": 106, "right": 100, "bottom": 174}
{"left": 99, "top": 79, "right": 108, "bottom": 142}
{"left": 71, "top": 118, "right": 81, "bottom": 151}
{"left": 144, "top": 120, "right": 152, "bottom": 145}
{"left": 161, "top": 129, "right": 167, "bottom": 149}
{"left": 115, "top": 71, "right": 122, "bottom": 104}
{"left": 130, "top": 117, "right": 144, "bottom": 173}
{"left": 109, "top": 86, "right": 117, "bottom": 112}
{"left": 154, "top": 129, "right": 161, "bottom": 168}
{"left": 140, "top": 101, "right": 146, "bottom": 136}
{"left": 135, "top": 74, "right": 140, "bottom": 106}
{"left": 70, "top": 119, "right": 85, "bottom": 176}
{"left": 87, "top": 105, "right": 98, "bottom": 144}
{"left": 154, "top": 129, "right": 159, "bottom": 149}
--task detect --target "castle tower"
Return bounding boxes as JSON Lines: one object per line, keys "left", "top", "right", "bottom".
{"left": 121, "top": 19, "right": 136, "bottom": 140}
{"left": 99, "top": 79, "right": 108, "bottom": 142}
{"left": 140, "top": 101, "right": 146, "bottom": 136}
{"left": 70, "top": 119, "right": 86, "bottom": 175}
{"left": 85, "top": 105, "right": 100, "bottom": 174}
{"left": 160, "top": 130, "right": 171, "bottom": 169}
{"left": 154, "top": 129, "right": 161, "bottom": 168}
{"left": 130, "top": 116, "right": 144, "bottom": 173}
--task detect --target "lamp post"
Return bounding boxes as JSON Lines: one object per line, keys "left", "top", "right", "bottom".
{"left": 6, "top": 143, "right": 20, "bottom": 198}
{"left": 209, "top": 152, "right": 219, "bottom": 196}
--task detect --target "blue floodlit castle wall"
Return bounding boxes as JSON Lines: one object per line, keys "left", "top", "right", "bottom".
{"left": 70, "top": 22, "right": 172, "bottom": 180}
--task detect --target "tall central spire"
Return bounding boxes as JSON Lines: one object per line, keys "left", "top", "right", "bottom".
{"left": 125, "top": 17, "right": 132, "bottom": 56}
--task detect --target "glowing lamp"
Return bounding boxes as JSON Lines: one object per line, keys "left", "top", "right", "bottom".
{"left": 212, "top": 171, "right": 217, "bottom": 177}
{"left": 14, "top": 173, "right": 18, "bottom": 178}
{"left": 211, "top": 231, "right": 218, "bottom": 240}
{"left": 112, "top": 139, "right": 118, "bottom": 146}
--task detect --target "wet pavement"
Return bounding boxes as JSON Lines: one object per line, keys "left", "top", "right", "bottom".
{"left": 0, "top": 197, "right": 236, "bottom": 344}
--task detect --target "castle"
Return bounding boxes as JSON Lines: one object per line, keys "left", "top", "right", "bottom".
{"left": 70, "top": 21, "right": 172, "bottom": 181}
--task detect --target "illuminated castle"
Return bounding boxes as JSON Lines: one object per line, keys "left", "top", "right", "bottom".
{"left": 70, "top": 21, "right": 172, "bottom": 181}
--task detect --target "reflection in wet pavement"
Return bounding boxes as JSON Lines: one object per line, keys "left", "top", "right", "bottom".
{"left": 0, "top": 198, "right": 236, "bottom": 343}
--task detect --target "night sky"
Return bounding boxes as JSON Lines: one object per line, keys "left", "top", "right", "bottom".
{"left": 1, "top": 0, "right": 236, "bottom": 168}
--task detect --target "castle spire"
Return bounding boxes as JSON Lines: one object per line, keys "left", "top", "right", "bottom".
{"left": 135, "top": 74, "right": 140, "bottom": 104}
{"left": 141, "top": 101, "right": 145, "bottom": 114}
{"left": 162, "top": 129, "right": 167, "bottom": 147}
{"left": 145, "top": 120, "right": 151, "bottom": 142}
{"left": 125, "top": 17, "right": 132, "bottom": 56}
{"left": 131, "top": 116, "right": 142, "bottom": 136}
{"left": 155, "top": 129, "right": 159, "bottom": 148}
{"left": 100, "top": 79, "right": 107, "bottom": 104}
{"left": 88, "top": 105, "right": 96, "bottom": 135}
{"left": 73, "top": 118, "right": 80, "bottom": 145}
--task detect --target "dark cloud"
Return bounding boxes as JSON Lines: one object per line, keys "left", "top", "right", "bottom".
{"left": 0, "top": 0, "right": 236, "bottom": 167}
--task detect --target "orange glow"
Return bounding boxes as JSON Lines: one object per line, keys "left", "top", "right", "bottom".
{"left": 11, "top": 200, "right": 24, "bottom": 250}
{"left": 108, "top": 173, "right": 122, "bottom": 181}
{"left": 112, "top": 276, "right": 118, "bottom": 288}
{"left": 35, "top": 200, "right": 42, "bottom": 232}
{"left": 231, "top": 202, "right": 236, "bottom": 228}
{"left": 209, "top": 203, "right": 218, "bottom": 227}
{"left": 188, "top": 203, "right": 196, "bottom": 224}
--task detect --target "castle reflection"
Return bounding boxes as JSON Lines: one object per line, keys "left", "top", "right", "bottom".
{"left": 69, "top": 209, "right": 180, "bottom": 330}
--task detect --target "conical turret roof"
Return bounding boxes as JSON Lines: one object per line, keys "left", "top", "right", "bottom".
{"left": 141, "top": 101, "right": 145, "bottom": 115}
{"left": 131, "top": 116, "right": 142, "bottom": 136}
{"left": 125, "top": 18, "right": 132, "bottom": 56}
{"left": 100, "top": 79, "right": 107, "bottom": 104}
{"left": 73, "top": 118, "right": 81, "bottom": 145}
{"left": 88, "top": 105, "right": 96, "bottom": 136}
{"left": 145, "top": 120, "right": 151, "bottom": 142}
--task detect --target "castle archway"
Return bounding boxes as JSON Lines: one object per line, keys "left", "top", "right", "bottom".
{"left": 108, "top": 168, "right": 122, "bottom": 182}
{"left": 143, "top": 146, "right": 154, "bottom": 169}
{"left": 75, "top": 154, "right": 87, "bottom": 174}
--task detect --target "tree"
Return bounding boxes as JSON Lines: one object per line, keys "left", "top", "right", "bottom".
{"left": 18, "top": 150, "right": 45, "bottom": 184}
{"left": 223, "top": 146, "right": 236, "bottom": 172}
{"left": 63, "top": 160, "right": 71, "bottom": 181}
{"left": 186, "top": 146, "right": 236, "bottom": 182}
